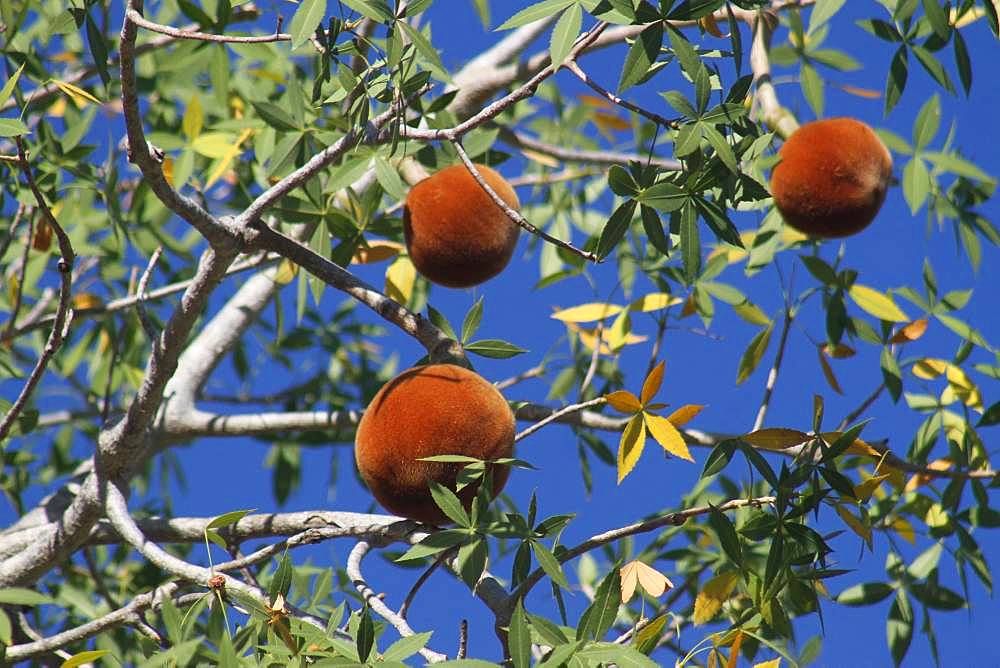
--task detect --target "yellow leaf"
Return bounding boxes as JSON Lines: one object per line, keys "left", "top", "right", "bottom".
{"left": 667, "top": 404, "right": 704, "bottom": 428}
{"left": 693, "top": 571, "right": 739, "bottom": 625}
{"left": 385, "top": 256, "right": 416, "bottom": 304}
{"left": 743, "top": 428, "right": 810, "bottom": 451}
{"left": 890, "top": 318, "right": 929, "bottom": 344}
{"left": 52, "top": 79, "right": 101, "bottom": 105}
{"left": 60, "top": 649, "right": 111, "bottom": 668}
{"left": 551, "top": 302, "right": 624, "bottom": 322}
{"left": 192, "top": 132, "right": 239, "bottom": 159}
{"left": 606, "top": 390, "right": 642, "bottom": 414}
{"left": 733, "top": 300, "right": 772, "bottom": 326}
{"left": 854, "top": 474, "right": 889, "bottom": 502}
{"left": 818, "top": 432, "right": 882, "bottom": 458}
{"left": 891, "top": 517, "right": 916, "bottom": 544}
{"left": 817, "top": 347, "right": 843, "bottom": 395}
{"left": 903, "top": 459, "right": 953, "bottom": 492}
{"left": 520, "top": 148, "right": 560, "bottom": 168}
{"left": 753, "top": 659, "right": 781, "bottom": 668}
{"left": 620, "top": 560, "right": 674, "bottom": 603}
{"left": 617, "top": 414, "right": 646, "bottom": 484}
{"left": 644, "top": 413, "right": 693, "bottom": 462}
{"left": 848, "top": 284, "right": 909, "bottom": 323}
{"left": 925, "top": 503, "right": 949, "bottom": 528}
{"left": 205, "top": 128, "right": 254, "bottom": 188}
{"left": 835, "top": 504, "right": 872, "bottom": 548}
{"left": 912, "top": 358, "right": 948, "bottom": 379}
{"left": 944, "top": 364, "right": 981, "bottom": 408}
{"left": 951, "top": 5, "right": 985, "bottom": 28}
{"left": 47, "top": 96, "right": 67, "bottom": 117}
{"left": 606, "top": 310, "right": 631, "bottom": 352}
{"left": 641, "top": 360, "right": 665, "bottom": 404}
{"left": 780, "top": 225, "right": 808, "bottom": 244}
{"left": 274, "top": 258, "right": 298, "bottom": 285}
{"left": 628, "top": 292, "right": 683, "bottom": 312}
{"left": 352, "top": 240, "right": 404, "bottom": 264}
{"left": 183, "top": 95, "right": 203, "bottom": 140}
{"left": 575, "top": 325, "right": 647, "bottom": 354}
{"left": 593, "top": 111, "right": 631, "bottom": 134}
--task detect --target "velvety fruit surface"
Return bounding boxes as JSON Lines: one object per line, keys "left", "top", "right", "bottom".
{"left": 354, "top": 364, "right": 516, "bottom": 524}
{"left": 403, "top": 163, "right": 520, "bottom": 288}
{"left": 771, "top": 117, "right": 893, "bottom": 238}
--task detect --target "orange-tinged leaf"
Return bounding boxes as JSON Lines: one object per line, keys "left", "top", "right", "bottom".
{"left": 836, "top": 83, "right": 882, "bottom": 99}
{"left": 606, "top": 390, "right": 642, "bottom": 414}
{"left": 912, "top": 357, "right": 948, "bottom": 379}
{"left": 726, "top": 630, "right": 745, "bottom": 668}
{"left": 848, "top": 284, "right": 909, "bottom": 322}
{"left": 891, "top": 517, "right": 916, "bottom": 544}
{"left": 32, "top": 220, "right": 52, "bottom": 251}
{"left": 620, "top": 560, "right": 674, "bottom": 603}
{"left": 617, "top": 415, "right": 646, "bottom": 484}
{"left": 890, "top": 318, "right": 929, "bottom": 343}
{"left": 903, "top": 458, "right": 953, "bottom": 492}
{"left": 644, "top": 413, "right": 693, "bottom": 462}
{"left": 700, "top": 12, "right": 728, "bottom": 37}
{"left": 551, "top": 302, "right": 624, "bottom": 323}
{"left": 817, "top": 347, "right": 843, "bottom": 394}
{"left": 821, "top": 343, "right": 856, "bottom": 358}
{"left": 578, "top": 93, "right": 615, "bottom": 110}
{"left": 628, "top": 292, "right": 683, "bottom": 312}
{"left": 72, "top": 293, "right": 103, "bottom": 310}
{"left": 593, "top": 111, "right": 631, "bottom": 133}
{"left": 641, "top": 360, "right": 665, "bottom": 404}
{"left": 743, "top": 428, "right": 810, "bottom": 451}
{"left": 352, "top": 240, "right": 404, "bottom": 264}
{"left": 854, "top": 474, "right": 889, "bottom": 502}
{"left": 680, "top": 292, "right": 697, "bottom": 318}
{"left": 835, "top": 504, "right": 872, "bottom": 548}
{"left": 667, "top": 404, "right": 704, "bottom": 427}
{"left": 162, "top": 156, "right": 174, "bottom": 187}
{"left": 693, "top": 571, "right": 739, "bottom": 625}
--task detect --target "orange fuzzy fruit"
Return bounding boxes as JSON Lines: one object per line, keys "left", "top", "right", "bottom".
{"left": 354, "top": 364, "right": 516, "bottom": 524}
{"left": 403, "top": 163, "right": 520, "bottom": 288}
{"left": 770, "top": 117, "right": 893, "bottom": 238}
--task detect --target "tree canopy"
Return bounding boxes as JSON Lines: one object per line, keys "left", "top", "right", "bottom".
{"left": 1, "top": 0, "right": 999, "bottom": 666}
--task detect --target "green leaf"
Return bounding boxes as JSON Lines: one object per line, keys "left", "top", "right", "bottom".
{"left": 608, "top": 165, "right": 640, "bottom": 197}
{"left": 921, "top": 0, "right": 951, "bottom": 40}
{"left": 902, "top": 157, "right": 931, "bottom": 214}
{"left": 808, "top": 0, "right": 847, "bottom": 34}
{"left": 399, "top": 21, "right": 453, "bottom": 83}
{"left": 383, "top": 632, "right": 434, "bottom": 661}
{"left": 396, "top": 529, "right": 470, "bottom": 561}
{"left": 0, "top": 118, "right": 29, "bottom": 137}
{"left": 708, "top": 507, "right": 743, "bottom": 566}
{"left": 0, "top": 63, "right": 25, "bottom": 105}
{"left": 619, "top": 23, "right": 664, "bottom": 92}
{"left": 912, "top": 93, "right": 940, "bottom": 150}
{"left": 887, "top": 591, "right": 914, "bottom": 666}
{"left": 576, "top": 643, "right": 660, "bottom": 667}
{"left": 497, "top": 0, "right": 576, "bottom": 30}
{"left": 531, "top": 540, "right": 570, "bottom": 590}
{"left": 356, "top": 605, "right": 375, "bottom": 661}
{"left": 597, "top": 200, "right": 637, "bottom": 260}
{"left": 206, "top": 508, "right": 255, "bottom": 530}
{"left": 912, "top": 45, "right": 955, "bottom": 94}
{"left": 549, "top": 3, "right": 582, "bottom": 68}
{"left": 270, "top": 552, "right": 293, "bottom": 600}
{"left": 290, "top": 0, "right": 327, "bottom": 48}
{"left": 341, "top": 0, "right": 393, "bottom": 22}
{"left": 0, "top": 587, "right": 54, "bottom": 606}
{"left": 461, "top": 297, "right": 484, "bottom": 343}
{"left": 837, "top": 582, "right": 894, "bottom": 606}
{"left": 680, "top": 202, "right": 700, "bottom": 284}
{"left": 978, "top": 401, "right": 1000, "bottom": 427}
{"left": 465, "top": 339, "right": 529, "bottom": 358}
{"left": 252, "top": 101, "right": 300, "bottom": 132}
{"left": 736, "top": 321, "right": 773, "bottom": 384}
{"left": 953, "top": 29, "right": 972, "bottom": 95}
{"left": 458, "top": 538, "right": 488, "bottom": 588}
{"left": 374, "top": 157, "right": 407, "bottom": 201}
{"left": 429, "top": 481, "right": 471, "bottom": 526}
{"left": 885, "top": 46, "right": 908, "bottom": 116}
{"left": 576, "top": 567, "right": 621, "bottom": 640}
{"left": 507, "top": 599, "right": 532, "bottom": 668}
{"left": 881, "top": 347, "right": 903, "bottom": 402}
{"left": 800, "top": 61, "right": 824, "bottom": 117}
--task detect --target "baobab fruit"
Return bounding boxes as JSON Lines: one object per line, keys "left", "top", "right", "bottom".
{"left": 403, "top": 163, "right": 520, "bottom": 288}
{"left": 354, "top": 364, "right": 516, "bottom": 524}
{"left": 770, "top": 117, "right": 893, "bottom": 238}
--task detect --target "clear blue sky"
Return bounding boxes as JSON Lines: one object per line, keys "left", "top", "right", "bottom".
{"left": 4, "top": 1, "right": 999, "bottom": 665}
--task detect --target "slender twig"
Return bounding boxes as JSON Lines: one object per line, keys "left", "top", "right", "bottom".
{"left": 0, "top": 202, "right": 27, "bottom": 263}
{"left": 346, "top": 541, "right": 448, "bottom": 663}
{"left": 495, "top": 364, "right": 547, "bottom": 391}
{"left": 0, "top": 140, "right": 76, "bottom": 443}
{"left": 3, "top": 212, "right": 34, "bottom": 340}
{"left": 83, "top": 547, "right": 119, "bottom": 610}
{"left": 564, "top": 61, "right": 681, "bottom": 130}
{"left": 457, "top": 620, "right": 468, "bottom": 659}
{"left": 125, "top": 8, "right": 294, "bottom": 44}
{"left": 15, "top": 611, "right": 73, "bottom": 661}
{"left": 135, "top": 246, "right": 163, "bottom": 344}
{"left": 498, "top": 129, "right": 682, "bottom": 171}
{"left": 452, "top": 141, "right": 598, "bottom": 263}
{"left": 398, "top": 546, "right": 455, "bottom": 620}
{"left": 579, "top": 321, "right": 604, "bottom": 396}
{"left": 837, "top": 383, "right": 885, "bottom": 432}
{"left": 515, "top": 397, "right": 608, "bottom": 443}
{"left": 512, "top": 496, "right": 777, "bottom": 600}
{"left": 751, "top": 307, "right": 794, "bottom": 431}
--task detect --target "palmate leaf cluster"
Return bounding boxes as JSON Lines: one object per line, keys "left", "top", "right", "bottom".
{"left": 0, "top": 0, "right": 998, "bottom": 666}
